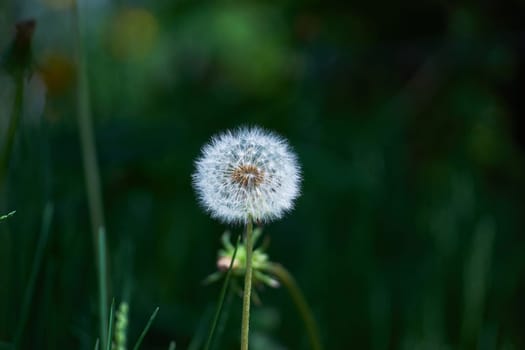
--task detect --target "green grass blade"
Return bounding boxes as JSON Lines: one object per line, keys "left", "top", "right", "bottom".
{"left": 204, "top": 233, "right": 241, "bottom": 350}
{"left": 132, "top": 307, "right": 159, "bottom": 350}
{"left": 187, "top": 307, "right": 212, "bottom": 350}
{"left": 97, "top": 227, "right": 109, "bottom": 348}
{"left": 93, "top": 338, "right": 99, "bottom": 350}
{"left": 13, "top": 203, "right": 53, "bottom": 349}
{"left": 106, "top": 298, "right": 115, "bottom": 350}
{"left": 72, "top": 0, "right": 105, "bottom": 246}
{"left": 211, "top": 286, "right": 235, "bottom": 350}
{"left": 168, "top": 341, "right": 176, "bottom": 350}
{"left": 268, "top": 263, "right": 324, "bottom": 350}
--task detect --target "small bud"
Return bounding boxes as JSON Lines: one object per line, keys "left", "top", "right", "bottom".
{"left": 217, "top": 255, "right": 239, "bottom": 272}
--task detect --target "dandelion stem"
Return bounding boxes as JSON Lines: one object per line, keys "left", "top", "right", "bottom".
{"left": 240, "top": 217, "right": 254, "bottom": 350}
{"left": 268, "top": 263, "right": 323, "bottom": 350}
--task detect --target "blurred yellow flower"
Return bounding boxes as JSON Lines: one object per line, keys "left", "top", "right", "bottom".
{"left": 40, "top": 52, "right": 75, "bottom": 96}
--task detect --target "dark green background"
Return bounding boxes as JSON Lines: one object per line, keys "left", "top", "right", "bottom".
{"left": 1, "top": 0, "right": 525, "bottom": 349}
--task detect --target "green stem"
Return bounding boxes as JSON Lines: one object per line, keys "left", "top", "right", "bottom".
{"left": 72, "top": 0, "right": 106, "bottom": 249}
{"left": 240, "top": 218, "right": 253, "bottom": 350}
{"left": 106, "top": 299, "right": 115, "bottom": 350}
{"left": 13, "top": 203, "right": 53, "bottom": 349}
{"left": 97, "top": 228, "right": 109, "bottom": 348}
{"left": 204, "top": 234, "right": 240, "bottom": 350}
{"left": 132, "top": 306, "right": 159, "bottom": 350}
{"left": 268, "top": 263, "right": 323, "bottom": 350}
{"left": 212, "top": 285, "right": 235, "bottom": 350}
{"left": 72, "top": 3, "right": 109, "bottom": 346}
{"left": 0, "top": 72, "right": 24, "bottom": 188}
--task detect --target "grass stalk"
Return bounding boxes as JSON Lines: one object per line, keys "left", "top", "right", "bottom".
{"left": 97, "top": 228, "right": 109, "bottom": 348}
{"left": 187, "top": 307, "right": 212, "bottom": 350}
{"left": 268, "top": 263, "right": 323, "bottom": 350}
{"left": 13, "top": 203, "right": 53, "bottom": 349}
{"left": 212, "top": 285, "right": 235, "bottom": 350}
{"left": 240, "top": 218, "right": 254, "bottom": 350}
{"left": 132, "top": 306, "right": 159, "bottom": 350}
{"left": 204, "top": 234, "right": 241, "bottom": 350}
{"left": 72, "top": 5, "right": 110, "bottom": 345}
{"left": 106, "top": 299, "right": 115, "bottom": 350}
{"left": 71, "top": 0, "right": 106, "bottom": 248}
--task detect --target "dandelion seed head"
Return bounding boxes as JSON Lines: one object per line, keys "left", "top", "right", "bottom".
{"left": 193, "top": 126, "right": 301, "bottom": 224}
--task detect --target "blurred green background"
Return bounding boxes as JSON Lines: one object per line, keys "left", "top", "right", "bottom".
{"left": 1, "top": 0, "right": 525, "bottom": 349}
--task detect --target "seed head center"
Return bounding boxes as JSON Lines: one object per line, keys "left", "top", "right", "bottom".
{"left": 231, "top": 164, "right": 264, "bottom": 188}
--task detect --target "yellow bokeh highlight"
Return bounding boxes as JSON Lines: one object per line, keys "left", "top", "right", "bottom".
{"left": 109, "top": 8, "right": 159, "bottom": 60}
{"left": 40, "top": 52, "right": 75, "bottom": 96}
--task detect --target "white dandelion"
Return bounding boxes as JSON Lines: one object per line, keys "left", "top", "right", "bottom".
{"left": 192, "top": 126, "right": 301, "bottom": 225}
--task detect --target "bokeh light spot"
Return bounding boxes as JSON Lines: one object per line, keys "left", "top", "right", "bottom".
{"left": 109, "top": 7, "right": 159, "bottom": 60}
{"left": 40, "top": 52, "right": 75, "bottom": 96}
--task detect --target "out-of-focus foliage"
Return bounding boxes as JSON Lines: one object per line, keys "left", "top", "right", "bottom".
{"left": 1, "top": 0, "right": 525, "bottom": 349}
